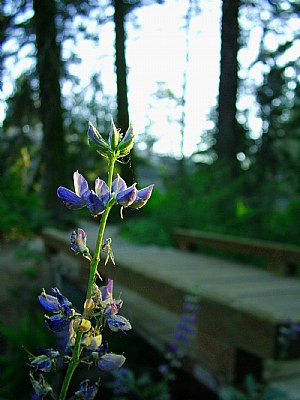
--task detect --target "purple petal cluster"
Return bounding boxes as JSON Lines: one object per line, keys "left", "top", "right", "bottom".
{"left": 70, "top": 228, "right": 90, "bottom": 254}
{"left": 95, "top": 278, "right": 132, "bottom": 333}
{"left": 38, "top": 288, "right": 74, "bottom": 332}
{"left": 164, "top": 293, "right": 200, "bottom": 371}
{"left": 57, "top": 171, "right": 153, "bottom": 217}
{"left": 30, "top": 373, "right": 54, "bottom": 398}
{"left": 97, "top": 353, "right": 126, "bottom": 372}
{"left": 57, "top": 171, "right": 109, "bottom": 217}
{"left": 111, "top": 174, "right": 154, "bottom": 209}
{"left": 30, "top": 349, "right": 60, "bottom": 373}
{"left": 74, "top": 379, "right": 99, "bottom": 400}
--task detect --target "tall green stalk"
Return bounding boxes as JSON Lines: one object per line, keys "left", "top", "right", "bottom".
{"left": 58, "top": 155, "right": 116, "bottom": 400}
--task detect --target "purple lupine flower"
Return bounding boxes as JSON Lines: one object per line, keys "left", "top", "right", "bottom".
{"left": 97, "top": 353, "right": 126, "bottom": 372}
{"left": 30, "top": 350, "right": 59, "bottom": 373}
{"left": 86, "top": 191, "right": 106, "bottom": 216}
{"left": 38, "top": 290, "right": 59, "bottom": 312}
{"left": 86, "top": 177, "right": 111, "bottom": 216}
{"left": 100, "top": 278, "right": 114, "bottom": 303}
{"left": 39, "top": 287, "right": 73, "bottom": 314}
{"left": 30, "top": 373, "right": 54, "bottom": 398}
{"left": 116, "top": 184, "right": 137, "bottom": 207}
{"left": 70, "top": 228, "right": 89, "bottom": 254}
{"left": 74, "top": 379, "right": 99, "bottom": 400}
{"left": 95, "top": 178, "right": 110, "bottom": 204}
{"left": 103, "top": 299, "right": 123, "bottom": 317}
{"left": 30, "top": 355, "right": 52, "bottom": 373}
{"left": 95, "top": 341, "right": 108, "bottom": 356}
{"left": 173, "top": 331, "right": 189, "bottom": 346}
{"left": 130, "top": 184, "right": 154, "bottom": 209}
{"left": 107, "top": 315, "right": 132, "bottom": 332}
{"left": 39, "top": 287, "right": 74, "bottom": 333}
{"left": 45, "top": 314, "right": 70, "bottom": 332}
{"left": 111, "top": 174, "right": 127, "bottom": 194}
{"left": 57, "top": 171, "right": 90, "bottom": 210}
{"left": 51, "top": 287, "right": 73, "bottom": 316}
{"left": 111, "top": 175, "right": 137, "bottom": 207}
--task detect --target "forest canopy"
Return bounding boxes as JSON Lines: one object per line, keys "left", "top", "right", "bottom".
{"left": 0, "top": 0, "right": 299, "bottom": 245}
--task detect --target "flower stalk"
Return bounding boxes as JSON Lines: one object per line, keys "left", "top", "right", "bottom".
{"left": 30, "top": 119, "right": 154, "bottom": 400}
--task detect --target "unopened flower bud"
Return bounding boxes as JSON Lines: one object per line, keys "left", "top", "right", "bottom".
{"left": 87, "top": 122, "right": 110, "bottom": 157}
{"left": 108, "top": 118, "right": 121, "bottom": 150}
{"left": 70, "top": 228, "right": 90, "bottom": 254}
{"left": 73, "top": 318, "right": 92, "bottom": 333}
{"left": 87, "top": 334, "right": 103, "bottom": 351}
{"left": 84, "top": 298, "right": 95, "bottom": 318}
{"left": 117, "top": 122, "right": 134, "bottom": 156}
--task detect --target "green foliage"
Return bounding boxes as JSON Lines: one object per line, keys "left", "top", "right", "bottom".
{"left": 221, "top": 374, "right": 291, "bottom": 400}
{"left": 0, "top": 313, "right": 54, "bottom": 399}
{"left": 0, "top": 175, "right": 50, "bottom": 240}
{"left": 120, "top": 163, "right": 300, "bottom": 248}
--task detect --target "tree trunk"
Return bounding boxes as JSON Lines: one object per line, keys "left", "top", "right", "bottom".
{"left": 215, "top": 0, "right": 240, "bottom": 163}
{"left": 33, "top": 0, "right": 67, "bottom": 221}
{"left": 114, "top": 0, "right": 136, "bottom": 185}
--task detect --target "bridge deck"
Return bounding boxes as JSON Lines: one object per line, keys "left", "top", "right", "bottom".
{"left": 42, "top": 221, "right": 300, "bottom": 398}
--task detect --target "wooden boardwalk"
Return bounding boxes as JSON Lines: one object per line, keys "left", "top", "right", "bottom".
{"left": 43, "top": 221, "right": 300, "bottom": 399}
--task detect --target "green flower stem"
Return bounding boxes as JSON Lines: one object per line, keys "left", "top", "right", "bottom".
{"left": 58, "top": 154, "right": 117, "bottom": 400}
{"left": 86, "top": 154, "right": 117, "bottom": 299}
{"left": 86, "top": 204, "right": 111, "bottom": 298}
{"left": 58, "top": 333, "right": 82, "bottom": 400}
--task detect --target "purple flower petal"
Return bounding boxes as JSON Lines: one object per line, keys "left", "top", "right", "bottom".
{"left": 95, "top": 178, "right": 110, "bottom": 204}
{"left": 87, "top": 122, "right": 109, "bottom": 151}
{"left": 112, "top": 175, "right": 127, "bottom": 195}
{"left": 76, "top": 379, "right": 99, "bottom": 400}
{"left": 130, "top": 184, "right": 154, "bottom": 209}
{"left": 30, "top": 355, "right": 53, "bottom": 373}
{"left": 70, "top": 228, "right": 89, "bottom": 253}
{"left": 100, "top": 279, "right": 113, "bottom": 302}
{"left": 116, "top": 184, "right": 137, "bottom": 207}
{"left": 73, "top": 171, "right": 90, "bottom": 199}
{"left": 38, "top": 291, "right": 59, "bottom": 312}
{"left": 45, "top": 314, "right": 69, "bottom": 332}
{"left": 86, "top": 191, "right": 105, "bottom": 216}
{"left": 51, "top": 288, "right": 73, "bottom": 316}
{"left": 57, "top": 187, "right": 85, "bottom": 210}
{"left": 97, "top": 353, "right": 126, "bottom": 372}
{"left": 30, "top": 373, "right": 53, "bottom": 397}
{"left": 107, "top": 315, "right": 132, "bottom": 332}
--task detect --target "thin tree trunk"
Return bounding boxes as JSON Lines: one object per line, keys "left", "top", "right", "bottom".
{"left": 215, "top": 0, "right": 240, "bottom": 163}
{"left": 114, "top": 0, "right": 136, "bottom": 185}
{"left": 33, "top": 0, "right": 67, "bottom": 221}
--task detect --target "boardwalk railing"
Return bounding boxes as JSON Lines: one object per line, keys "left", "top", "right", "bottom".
{"left": 173, "top": 228, "right": 300, "bottom": 276}
{"left": 41, "top": 224, "right": 300, "bottom": 397}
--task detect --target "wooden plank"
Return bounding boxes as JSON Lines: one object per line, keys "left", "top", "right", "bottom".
{"left": 173, "top": 228, "right": 300, "bottom": 275}
{"left": 41, "top": 223, "right": 300, "bottom": 386}
{"left": 197, "top": 331, "right": 236, "bottom": 382}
